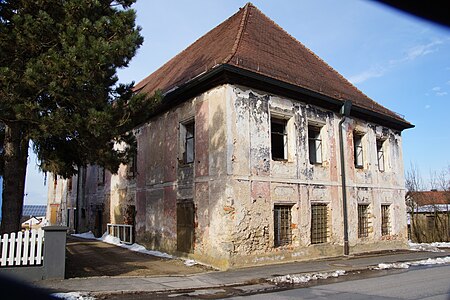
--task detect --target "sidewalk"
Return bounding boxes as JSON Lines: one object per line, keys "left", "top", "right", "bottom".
{"left": 35, "top": 249, "right": 450, "bottom": 297}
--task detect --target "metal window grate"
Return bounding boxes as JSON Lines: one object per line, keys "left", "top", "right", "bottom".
{"left": 311, "top": 204, "right": 328, "bottom": 244}
{"left": 274, "top": 205, "right": 292, "bottom": 247}
{"left": 381, "top": 205, "right": 390, "bottom": 236}
{"left": 358, "top": 204, "right": 369, "bottom": 238}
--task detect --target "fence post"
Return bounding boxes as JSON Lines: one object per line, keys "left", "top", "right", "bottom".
{"left": 43, "top": 226, "right": 68, "bottom": 280}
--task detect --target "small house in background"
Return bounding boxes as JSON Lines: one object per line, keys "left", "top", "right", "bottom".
{"left": 407, "top": 191, "right": 450, "bottom": 243}
{"left": 48, "top": 3, "right": 413, "bottom": 269}
{"left": 21, "top": 205, "right": 48, "bottom": 230}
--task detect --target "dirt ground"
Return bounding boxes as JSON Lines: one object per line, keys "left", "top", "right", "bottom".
{"left": 65, "top": 236, "right": 212, "bottom": 278}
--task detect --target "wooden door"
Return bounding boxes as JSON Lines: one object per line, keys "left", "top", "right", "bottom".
{"left": 177, "top": 201, "right": 195, "bottom": 253}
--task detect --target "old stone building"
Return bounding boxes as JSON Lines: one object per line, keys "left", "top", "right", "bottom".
{"left": 48, "top": 3, "right": 413, "bottom": 269}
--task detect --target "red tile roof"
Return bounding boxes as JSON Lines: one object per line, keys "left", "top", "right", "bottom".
{"left": 134, "top": 3, "right": 411, "bottom": 127}
{"left": 409, "top": 191, "right": 450, "bottom": 206}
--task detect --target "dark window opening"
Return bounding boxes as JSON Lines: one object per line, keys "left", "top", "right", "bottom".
{"left": 271, "top": 118, "right": 287, "bottom": 160}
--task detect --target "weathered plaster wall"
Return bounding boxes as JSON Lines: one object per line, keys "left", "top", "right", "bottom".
{"left": 223, "top": 85, "right": 407, "bottom": 268}
{"left": 50, "top": 82, "right": 408, "bottom": 270}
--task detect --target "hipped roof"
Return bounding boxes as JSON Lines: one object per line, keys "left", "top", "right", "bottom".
{"left": 134, "top": 3, "right": 412, "bottom": 130}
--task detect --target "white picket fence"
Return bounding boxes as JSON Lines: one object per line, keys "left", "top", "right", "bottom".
{"left": 0, "top": 229, "right": 44, "bottom": 267}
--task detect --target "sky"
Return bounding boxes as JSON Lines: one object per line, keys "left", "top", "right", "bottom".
{"left": 21, "top": 0, "right": 450, "bottom": 205}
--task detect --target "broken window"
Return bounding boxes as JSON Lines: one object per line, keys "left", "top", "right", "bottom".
{"left": 308, "top": 125, "right": 323, "bottom": 164}
{"left": 271, "top": 118, "right": 288, "bottom": 160}
{"left": 311, "top": 203, "right": 328, "bottom": 244}
{"left": 377, "top": 139, "right": 385, "bottom": 172}
{"left": 180, "top": 121, "right": 195, "bottom": 164}
{"left": 358, "top": 204, "right": 370, "bottom": 238}
{"left": 353, "top": 133, "right": 364, "bottom": 169}
{"left": 381, "top": 205, "right": 390, "bottom": 236}
{"left": 274, "top": 205, "right": 292, "bottom": 247}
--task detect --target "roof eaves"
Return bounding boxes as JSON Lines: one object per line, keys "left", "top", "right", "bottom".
{"left": 159, "top": 63, "right": 413, "bottom": 131}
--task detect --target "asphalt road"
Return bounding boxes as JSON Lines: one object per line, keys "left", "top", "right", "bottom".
{"left": 229, "top": 264, "right": 450, "bottom": 300}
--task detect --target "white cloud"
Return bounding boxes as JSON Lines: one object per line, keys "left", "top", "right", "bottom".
{"left": 436, "top": 91, "right": 448, "bottom": 96}
{"left": 349, "top": 67, "right": 385, "bottom": 84}
{"left": 350, "top": 39, "right": 446, "bottom": 84}
{"left": 432, "top": 86, "right": 441, "bottom": 91}
{"left": 425, "top": 105, "right": 431, "bottom": 109}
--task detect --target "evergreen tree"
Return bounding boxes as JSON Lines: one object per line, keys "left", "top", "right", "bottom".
{"left": 0, "top": 0, "right": 157, "bottom": 233}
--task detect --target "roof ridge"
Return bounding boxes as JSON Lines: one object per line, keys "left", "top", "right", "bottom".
{"left": 223, "top": 3, "right": 251, "bottom": 64}
{"left": 134, "top": 5, "right": 248, "bottom": 92}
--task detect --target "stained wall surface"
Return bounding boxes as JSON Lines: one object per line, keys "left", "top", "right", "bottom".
{"left": 130, "top": 84, "right": 407, "bottom": 269}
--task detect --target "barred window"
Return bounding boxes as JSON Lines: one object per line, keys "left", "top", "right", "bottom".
{"left": 311, "top": 204, "right": 328, "bottom": 244}
{"left": 274, "top": 205, "right": 292, "bottom": 247}
{"left": 381, "top": 205, "right": 390, "bottom": 236}
{"left": 358, "top": 204, "right": 369, "bottom": 238}
{"left": 271, "top": 118, "right": 288, "bottom": 160}
{"left": 308, "top": 125, "right": 322, "bottom": 164}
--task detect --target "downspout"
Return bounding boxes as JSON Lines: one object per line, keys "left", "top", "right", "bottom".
{"left": 75, "top": 166, "right": 81, "bottom": 234}
{"left": 339, "top": 100, "right": 352, "bottom": 256}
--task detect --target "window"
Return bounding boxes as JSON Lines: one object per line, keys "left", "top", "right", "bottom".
{"left": 377, "top": 139, "right": 385, "bottom": 172}
{"left": 354, "top": 133, "right": 364, "bottom": 168}
{"left": 358, "top": 204, "right": 369, "bottom": 238}
{"left": 274, "top": 205, "right": 292, "bottom": 247}
{"left": 427, "top": 216, "right": 436, "bottom": 232}
{"left": 311, "top": 203, "right": 328, "bottom": 244}
{"left": 308, "top": 125, "right": 322, "bottom": 164}
{"left": 381, "top": 205, "right": 390, "bottom": 236}
{"left": 180, "top": 121, "right": 195, "bottom": 164}
{"left": 127, "top": 151, "right": 137, "bottom": 178}
{"left": 97, "top": 167, "right": 105, "bottom": 185}
{"left": 271, "top": 118, "right": 287, "bottom": 160}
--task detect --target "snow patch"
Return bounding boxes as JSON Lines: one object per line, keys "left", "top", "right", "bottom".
{"left": 374, "top": 256, "right": 450, "bottom": 270}
{"left": 409, "top": 241, "right": 450, "bottom": 252}
{"left": 184, "top": 259, "right": 197, "bottom": 267}
{"left": 71, "top": 231, "right": 97, "bottom": 240}
{"left": 52, "top": 292, "right": 96, "bottom": 300}
{"left": 269, "top": 270, "right": 346, "bottom": 284}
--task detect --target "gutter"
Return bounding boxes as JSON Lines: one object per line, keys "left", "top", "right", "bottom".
{"left": 156, "top": 64, "right": 413, "bottom": 131}
{"left": 339, "top": 100, "right": 352, "bottom": 256}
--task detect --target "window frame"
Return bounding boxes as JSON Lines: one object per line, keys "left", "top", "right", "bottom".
{"left": 270, "top": 117, "right": 288, "bottom": 161}
{"left": 376, "top": 139, "right": 385, "bottom": 172}
{"left": 358, "top": 204, "right": 370, "bottom": 238}
{"left": 308, "top": 125, "right": 323, "bottom": 165}
{"left": 353, "top": 133, "right": 364, "bottom": 169}
{"left": 381, "top": 204, "right": 390, "bottom": 236}
{"left": 311, "top": 203, "right": 328, "bottom": 244}
{"left": 274, "top": 205, "right": 293, "bottom": 247}
{"left": 180, "top": 120, "right": 195, "bottom": 164}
